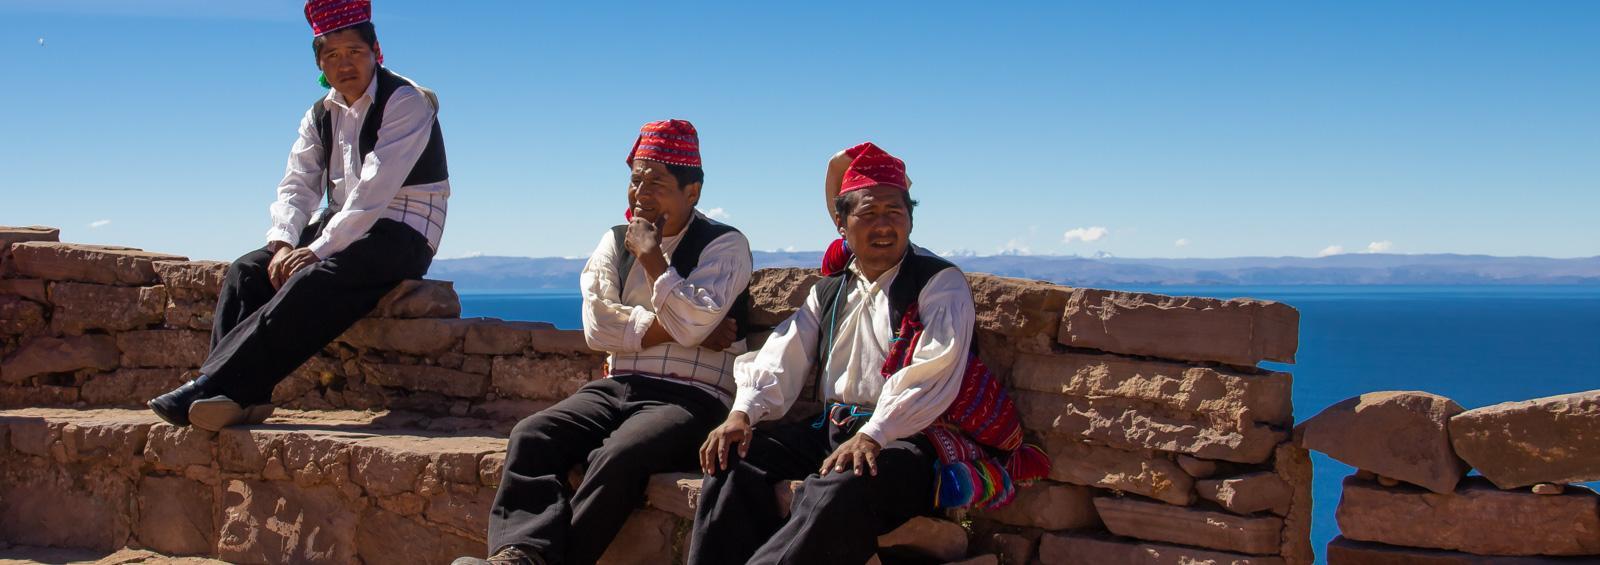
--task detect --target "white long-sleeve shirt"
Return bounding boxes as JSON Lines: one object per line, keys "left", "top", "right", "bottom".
{"left": 580, "top": 212, "right": 753, "bottom": 402}
{"left": 267, "top": 74, "right": 449, "bottom": 258}
{"left": 731, "top": 253, "right": 976, "bottom": 445}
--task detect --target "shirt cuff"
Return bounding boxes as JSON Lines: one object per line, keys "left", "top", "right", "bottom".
{"left": 649, "top": 269, "right": 684, "bottom": 312}
{"left": 306, "top": 237, "right": 339, "bottom": 261}
{"left": 730, "top": 395, "right": 768, "bottom": 424}
{"left": 266, "top": 227, "right": 299, "bottom": 248}
{"left": 857, "top": 418, "right": 892, "bottom": 447}
{"left": 623, "top": 305, "right": 657, "bottom": 352}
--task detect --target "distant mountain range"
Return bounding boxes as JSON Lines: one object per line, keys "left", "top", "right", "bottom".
{"left": 427, "top": 251, "right": 1600, "bottom": 290}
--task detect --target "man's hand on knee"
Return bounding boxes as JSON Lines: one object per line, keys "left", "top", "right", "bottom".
{"left": 701, "top": 411, "right": 753, "bottom": 474}
{"left": 820, "top": 434, "right": 881, "bottom": 477}
{"left": 270, "top": 248, "right": 321, "bottom": 289}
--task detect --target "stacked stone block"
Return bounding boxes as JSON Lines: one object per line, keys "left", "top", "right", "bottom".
{"left": 1299, "top": 389, "right": 1600, "bottom": 562}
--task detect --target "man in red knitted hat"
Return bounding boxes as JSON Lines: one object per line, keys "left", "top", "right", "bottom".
{"left": 688, "top": 142, "right": 978, "bottom": 564}
{"left": 455, "top": 120, "right": 752, "bottom": 565}
{"left": 148, "top": 0, "right": 451, "bottom": 431}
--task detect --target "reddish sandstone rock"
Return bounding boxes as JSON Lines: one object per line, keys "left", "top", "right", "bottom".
{"left": 1197, "top": 471, "right": 1293, "bottom": 516}
{"left": 216, "top": 480, "right": 359, "bottom": 563}
{"left": 479, "top": 452, "right": 506, "bottom": 486}
{"left": 47, "top": 282, "right": 167, "bottom": 334}
{"left": 965, "top": 274, "right": 1072, "bottom": 353}
{"left": 2, "top": 334, "right": 120, "bottom": 384}
{"left": 0, "top": 295, "right": 46, "bottom": 336}
{"left": 530, "top": 328, "right": 596, "bottom": 355}
{"left": 1449, "top": 390, "right": 1600, "bottom": 489}
{"left": 1058, "top": 288, "right": 1299, "bottom": 367}
{"left": 116, "top": 329, "right": 210, "bottom": 368}
{"left": 424, "top": 486, "right": 495, "bottom": 536}
{"left": 596, "top": 508, "right": 678, "bottom": 565}
{"left": 1039, "top": 531, "right": 1286, "bottom": 565}
{"left": 1010, "top": 351, "right": 1295, "bottom": 428}
{"left": 165, "top": 298, "right": 216, "bottom": 331}
{"left": 144, "top": 424, "right": 215, "bottom": 471}
{"left": 491, "top": 356, "right": 603, "bottom": 401}
{"left": 877, "top": 516, "right": 969, "bottom": 563}
{"left": 1296, "top": 391, "right": 1466, "bottom": 494}
{"left": 0, "top": 278, "right": 50, "bottom": 302}
{"left": 82, "top": 368, "right": 192, "bottom": 406}
{"left": 1041, "top": 437, "right": 1195, "bottom": 505}
{"left": 747, "top": 267, "right": 822, "bottom": 327}
{"left": 1326, "top": 536, "right": 1594, "bottom": 565}
{"left": 1017, "top": 391, "right": 1286, "bottom": 464}
{"left": 364, "top": 363, "right": 489, "bottom": 398}
{"left": 371, "top": 279, "right": 461, "bottom": 318}
{"left": 463, "top": 319, "right": 553, "bottom": 355}
{"left": 11, "top": 242, "right": 185, "bottom": 286}
{"left": 645, "top": 472, "right": 700, "bottom": 518}
{"left": 151, "top": 260, "right": 228, "bottom": 300}
{"left": 135, "top": 476, "right": 216, "bottom": 555}
{"left": 977, "top": 481, "right": 1100, "bottom": 530}
{"left": 0, "top": 462, "right": 134, "bottom": 551}
{"left": 1273, "top": 443, "right": 1315, "bottom": 565}
{"left": 337, "top": 317, "right": 471, "bottom": 354}
{"left": 1094, "top": 496, "right": 1284, "bottom": 555}
{"left": 1177, "top": 455, "right": 1219, "bottom": 479}
{"left": 1336, "top": 476, "right": 1600, "bottom": 556}
{"left": 356, "top": 507, "right": 483, "bottom": 564}
{"left": 0, "top": 226, "right": 60, "bottom": 276}
{"left": 981, "top": 533, "right": 1036, "bottom": 565}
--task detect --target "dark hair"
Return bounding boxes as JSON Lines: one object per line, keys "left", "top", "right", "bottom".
{"left": 312, "top": 22, "right": 379, "bottom": 61}
{"left": 664, "top": 163, "right": 705, "bottom": 190}
{"left": 834, "top": 189, "right": 918, "bottom": 225}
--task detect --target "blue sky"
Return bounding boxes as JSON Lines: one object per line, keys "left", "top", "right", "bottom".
{"left": 2, "top": 0, "right": 1596, "bottom": 261}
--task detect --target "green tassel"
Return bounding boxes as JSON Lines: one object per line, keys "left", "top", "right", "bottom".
{"left": 318, "top": 73, "right": 331, "bottom": 89}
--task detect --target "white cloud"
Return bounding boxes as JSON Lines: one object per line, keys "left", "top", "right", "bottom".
{"left": 1174, "top": 238, "right": 1191, "bottom": 247}
{"left": 704, "top": 208, "right": 731, "bottom": 221}
{"left": 441, "top": 251, "right": 484, "bottom": 259}
{"left": 1365, "top": 240, "right": 1394, "bottom": 253}
{"left": 88, "top": 219, "right": 111, "bottom": 228}
{"left": 781, "top": 245, "right": 798, "bottom": 253}
{"left": 1062, "top": 226, "right": 1109, "bottom": 244}
{"left": 1318, "top": 245, "right": 1346, "bottom": 257}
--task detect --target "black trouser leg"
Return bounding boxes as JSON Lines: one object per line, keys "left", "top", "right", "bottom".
{"left": 211, "top": 248, "right": 277, "bottom": 351}
{"left": 563, "top": 376, "right": 726, "bottom": 565}
{"left": 199, "top": 220, "right": 432, "bottom": 404}
{"left": 749, "top": 433, "right": 936, "bottom": 565}
{"left": 687, "top": 418, "right": 830, "bottom": 565}
{"left": 489, "top": 379, "right": 628, "bottom": 561}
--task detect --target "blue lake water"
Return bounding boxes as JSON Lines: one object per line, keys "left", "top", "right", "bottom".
{"left": 460, "top": 285, "right": 1600, "bottom": 563}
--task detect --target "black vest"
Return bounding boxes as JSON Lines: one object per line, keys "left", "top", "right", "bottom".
{"left": 808, "top": 245, "right": 958, "bottom": 399}
{"left": 311, "top": 66, "right": 449, "bottom": 205}
{"left": 609, "top": 216, "right": 753, "bottom": 339}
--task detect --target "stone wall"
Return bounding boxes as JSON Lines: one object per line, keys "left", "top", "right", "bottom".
{"left": 1298, "top": 390, "right": 1600, "bottom": 563}
{"left": 1, "top": 225, "right": 1312, "bottom": 564}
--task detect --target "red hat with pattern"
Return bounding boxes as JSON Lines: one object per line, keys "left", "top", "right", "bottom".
{"left": 626, "top": 119, "right": 702, "bottom": 168}
{"left": 305, "top": 0, "right": 372, "bottom": 36}
{"left": 838, "top": 141, "right": 909, "bottom": 194}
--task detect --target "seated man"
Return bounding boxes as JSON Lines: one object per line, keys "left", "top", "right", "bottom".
{"left": 148, "top": 0, "right": 450, "bottom": 431}
{"left": 689, "top": 142, "right": 976, "bottom": 565}
{"left": 455, "top": 120, "right": 752, "bottom": 565}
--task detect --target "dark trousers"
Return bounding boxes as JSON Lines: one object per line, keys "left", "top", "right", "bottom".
{"left": 687, "top": 414, "right": 937, "bottom": 565}
{"left": 202, "top": 219, "right": 432, "bottom": 404}
{"left": 489, "top": 375, "right": 727, "bottom": 565}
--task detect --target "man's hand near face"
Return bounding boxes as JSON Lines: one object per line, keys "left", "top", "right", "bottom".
{"left": 624, "top": 212, "right": 670, "bottom": 279}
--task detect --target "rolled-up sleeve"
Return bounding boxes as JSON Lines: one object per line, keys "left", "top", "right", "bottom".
{"left": 857, "top": 268, "right": 975, "bottom": 445}
{"left": 731, "top": 286, "right": 821, "bottom": 424}
{"left": 267, "top": 107, "right": 325, "bottom": 247}
{"left": 650, "top": 230, "right": 753, "bottom": 346}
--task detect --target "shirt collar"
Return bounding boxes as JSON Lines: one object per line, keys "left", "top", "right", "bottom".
{"left": 847, "top": 251, "right": 904, "bottom": 292}
{"left": 323, "top": 73, "right": 378, "bottom": 112}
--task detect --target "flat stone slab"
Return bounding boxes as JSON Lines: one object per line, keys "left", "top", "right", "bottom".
{"left": 747, "top": 267, "right": 822, "bottom": 327}
{"left": 1058, "top": 288, "right": 1299, "bottom": 367}
{"left": 10, "top": 242, "right": 185, "bottom": 286}
{"left": 1327, "top": 536, "right": 1600, "bottom": 565}
{"left": 371, "top": 279, "right": 461, "bottom": 319}
{"left": 1017, "top": 390, "right": 1287, "bottom": 464}
{"left": 1039, "top": 531, "right": 1286, "bottom": 565}
{"left": 976, "top": 481, "right": 1100, "bottom": 530}
{"left": 1010, "top": 351, "right": 1294, "bottom": 427}
{"left": 1039, "top": 437, "right": 1195, "bottom": 506}
{"left": 1336, "top": 476, "right": 1600, "bottom": 556}
{"left": 151, "top": 260, "right": 228, "bottom": 299}
{"left": 1094, "top": 495, "right": 1284, "bottom": 555}
{"left": 1297, "top": 391, "right": 1467, "bottom": 494}
{"left": 1450, "top": 390, "right": 1600, "bottom": 489}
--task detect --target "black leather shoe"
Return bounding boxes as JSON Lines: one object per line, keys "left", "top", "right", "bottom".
{"left": 147, "top": 375, "right": 222, "bottom": 427}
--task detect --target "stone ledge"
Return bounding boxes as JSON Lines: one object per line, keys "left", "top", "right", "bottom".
{"left": 1058, "top": 288, "right": 1299, "bottom": 367}
{"left": 10, "top": 242, "right": 186, "bottom": 286}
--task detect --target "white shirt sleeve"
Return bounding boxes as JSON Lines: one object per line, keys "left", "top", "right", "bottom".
{"left": 305, "top": 87, "right": 437, "bottom": 259}
{"left": 731, "top": 285, "right": 822, "bottom": 424}
{"left": 649, "top": 230, "right": 754, "bottom": 346}
{"left": 580, "top": 229, "right": 655, "bottom": 354}
{"left": 857, "top": 268, "right": 975, "bottom": 445}
{"left": 266, "top": 107, "right": 325, "bottom": 247}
